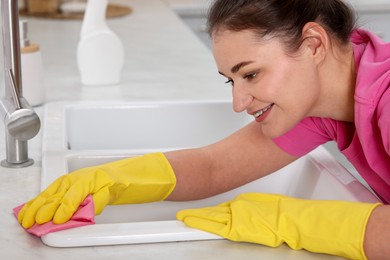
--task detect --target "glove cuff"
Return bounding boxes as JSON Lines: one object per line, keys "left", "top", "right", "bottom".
{"left": 107, "top": 152, "right": 177, "bottom": 204}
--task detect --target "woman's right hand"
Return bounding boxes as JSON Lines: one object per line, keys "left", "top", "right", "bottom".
{"left": 18, "top": 152, "right": 176, "bottom": 228}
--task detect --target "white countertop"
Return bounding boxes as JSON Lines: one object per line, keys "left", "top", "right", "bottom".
{"left": 0, "top": 0, "right": 349, "bottom": 259}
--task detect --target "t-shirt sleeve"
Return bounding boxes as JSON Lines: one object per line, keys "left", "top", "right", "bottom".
{"left": 272, "top": 117, "right": 334, "bottom": 157}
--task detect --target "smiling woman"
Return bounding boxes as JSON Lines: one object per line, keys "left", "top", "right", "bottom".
{"left": 179, "top": 0, "right": 389, "bottom": 259}
{"left": 16, "top": 0, "right": 390, "bottom": 259}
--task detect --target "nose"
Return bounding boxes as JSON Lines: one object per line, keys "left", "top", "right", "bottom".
{"left": 232, "top": 83, "right": 253, "bottom": 113}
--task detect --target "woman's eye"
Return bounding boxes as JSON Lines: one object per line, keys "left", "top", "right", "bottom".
{"left": 244, "top": 72, "right": 257, "bottom": 80}
{"left": 225, "top": 79, "right": 234, "bottom": 86}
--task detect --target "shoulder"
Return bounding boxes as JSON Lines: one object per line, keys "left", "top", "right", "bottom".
{"left": 273, "top": 117, "right": 353, "bottom": 157}
{"left": 353, "top": 29, "right": 390, "bottom": 103}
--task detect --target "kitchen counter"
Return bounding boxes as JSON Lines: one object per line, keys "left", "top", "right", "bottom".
{"left": 0, "top": 1, "right": 355, "bottom": 259}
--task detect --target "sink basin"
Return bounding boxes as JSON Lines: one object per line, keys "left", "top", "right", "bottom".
{"left": 65, "top": 100, "right": 252, "bottom": 151}
{"left": 41, "top": 101, "right": 380, "bottom": 248}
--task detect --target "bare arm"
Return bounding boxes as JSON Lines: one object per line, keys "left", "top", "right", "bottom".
{"left": 364, "top": 205, "right": 390, "bottom": 259}
{"left": 364, "top": 106, "right": 390, "bottom": 259}
{"left": 165, "top": 121, "right": 298, "bottom": 201}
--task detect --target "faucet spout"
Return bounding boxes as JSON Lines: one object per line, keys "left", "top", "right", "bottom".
{"left": 1, "top": 0, "right": 41, "bottom": 168}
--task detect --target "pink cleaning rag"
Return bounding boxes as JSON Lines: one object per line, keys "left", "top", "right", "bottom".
{"left": 13, "top": 195, "right": 95, "bottom": 237}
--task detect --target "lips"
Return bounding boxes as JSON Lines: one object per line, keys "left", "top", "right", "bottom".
{"left": 253, "top": 103, "right": 274, "bottom": 119}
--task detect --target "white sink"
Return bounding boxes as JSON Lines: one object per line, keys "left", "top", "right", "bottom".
{"left": 41, "top": 101, "right": 380, "bottom": 248}
{"left": 65, "top": 100, "right": 252, "bottom": 151}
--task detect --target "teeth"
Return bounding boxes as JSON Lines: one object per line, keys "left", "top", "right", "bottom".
{"left": 254, "top": 104, "right": 273, "bottom": 118}
{"left": 254, "top": 110, "right": 264, "bottom": 118}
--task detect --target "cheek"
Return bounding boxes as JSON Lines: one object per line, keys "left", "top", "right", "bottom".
{"left": 292, "top": 66, "right": 320, "bottom": 110}
{"left": 258, "top": 64, "right": 295, "bottom": 99}
{"left": 273, "top": 60, "right": 318, "bottom": 106}
{"left": 261, "top": 67, "right": 319, "bottom": 138}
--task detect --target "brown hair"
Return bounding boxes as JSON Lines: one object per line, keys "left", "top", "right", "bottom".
{"left": 207, "top": 0, "right": 356, "bottom": 51}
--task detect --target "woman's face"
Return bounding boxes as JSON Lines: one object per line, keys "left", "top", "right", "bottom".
{"left": 212, "top": 29, "right": 322, "bottom": 138}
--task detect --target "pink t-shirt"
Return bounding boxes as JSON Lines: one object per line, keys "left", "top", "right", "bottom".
{"left": 273, "top": 29, "right": 390, "bottom": 204}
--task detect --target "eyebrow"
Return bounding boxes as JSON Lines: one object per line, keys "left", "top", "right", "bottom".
{"left": 218, "top": 61, "right": 255, "bottom": 76}
{"left": 231, "top": 61, "right": 254, "bottom": 73}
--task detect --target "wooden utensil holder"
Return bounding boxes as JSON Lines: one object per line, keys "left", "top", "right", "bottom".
{"left": 27, "top": 0, "right": 59, "bottom": 14}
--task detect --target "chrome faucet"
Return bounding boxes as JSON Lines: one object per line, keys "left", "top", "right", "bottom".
{"left": 1, "top": 0, "right": 41, "bottom": 168}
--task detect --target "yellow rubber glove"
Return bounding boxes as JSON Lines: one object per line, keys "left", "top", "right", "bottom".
{"left": 177, "top": 193, "right": 381, "bottom": 259}
{"left": 18, "top": 152, "right": 176, "bottom": 229}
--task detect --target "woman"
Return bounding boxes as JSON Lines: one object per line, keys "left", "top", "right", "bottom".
{"left": 18, "top": 0, "right": 390, "bottom": 259}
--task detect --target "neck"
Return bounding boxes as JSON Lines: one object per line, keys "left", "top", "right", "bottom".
{"left": 317, "top": 43, "right": 356, "bottom": 122}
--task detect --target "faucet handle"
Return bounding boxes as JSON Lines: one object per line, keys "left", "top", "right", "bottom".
{"left": 6, "top": 107, "right": 40, "bottom": 141}
{"left": 5, "top": 69, "right": 41, "bottom": 141}
{"left": 7, "top": 69, "right": 22, "bottom": 109}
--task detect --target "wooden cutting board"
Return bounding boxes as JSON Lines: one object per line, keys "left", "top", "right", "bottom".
{"left": 19, "top": 3, "right": 132, "bottom": 20}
